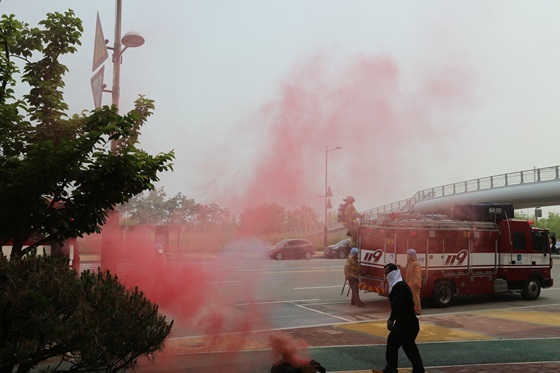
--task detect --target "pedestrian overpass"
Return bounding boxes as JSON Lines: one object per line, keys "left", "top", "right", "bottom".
{"left": 365, "top": 164, "right": 560, "bottom": 217}
{"left": 312, "top": 164, "right": 560, "bottom": 245}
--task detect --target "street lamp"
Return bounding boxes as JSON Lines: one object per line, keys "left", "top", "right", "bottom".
{"left": 109, "top": 0, "right": 145, "bottom": 151}
{"left": 324, "top": 146, "right": 342, "bottom": 249}
{"left": 101, "top": 0, "right": 144, "bottom": 271}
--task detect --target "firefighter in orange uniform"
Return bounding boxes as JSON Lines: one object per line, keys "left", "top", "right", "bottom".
{"left": 344, "top": 247, "right": 366, "bottom": 307}
{"left": 399, "top": 248, "right": 422, "bottom": 315}
{"left": 339, "top": 195, "right": 364, "bottom": 247}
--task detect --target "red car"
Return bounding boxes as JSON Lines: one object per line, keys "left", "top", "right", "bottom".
{"left": 266, "top": 239, "right": 315, "bottom": 260}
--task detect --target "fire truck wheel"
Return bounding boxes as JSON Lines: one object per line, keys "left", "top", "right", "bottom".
{"left": 433, "top": 281, "right": 454, "bottom": 308}
{"left": 521, "top": 277, "right": 541, "bottom": 300}
{"left": 304, "top": 251, "right": 313, "bottom": 260}
{"left": 275, "top": 251, "right": 284, "bottom": 260}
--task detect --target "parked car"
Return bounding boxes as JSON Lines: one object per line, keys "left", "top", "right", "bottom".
{"left": 323, "top": 238, "right": 351, "bottom": 259}
{"left": 266, "top": 239, "right": 315, "bottom": 260}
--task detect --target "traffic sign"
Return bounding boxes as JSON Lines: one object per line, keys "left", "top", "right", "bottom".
{"left": 91, "top": 65, "right": 105, "bottom": 108}
{"left": 92, "top": 12, "right": 108, "bottom": 72}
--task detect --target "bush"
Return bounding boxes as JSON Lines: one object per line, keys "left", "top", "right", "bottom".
{"left": 0, "top": 254, "right": 172, "bottom": 373}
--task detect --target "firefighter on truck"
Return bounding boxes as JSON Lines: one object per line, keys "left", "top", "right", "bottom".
{"left": 355, "top": 203, "right": 554, "bottom": 308}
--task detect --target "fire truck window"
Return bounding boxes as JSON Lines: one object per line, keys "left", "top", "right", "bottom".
{"left": 532, "top": 231, "right": 548, "bottom": 252}
{"left": 511, "top": 232, "right": 526, "bottom": 250}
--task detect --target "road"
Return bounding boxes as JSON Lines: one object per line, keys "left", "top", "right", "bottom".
{"left": 82, "top": 255, "right": 560, "bottom": 372}
{"left": 161, "top": 255, "right": 560, "bottom": 331}
{"left": 82, "top": 254, "right": 560, "bottom": 331}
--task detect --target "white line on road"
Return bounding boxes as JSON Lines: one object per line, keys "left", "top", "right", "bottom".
{"left": 296, "top": 304, "right": 354, "bottom": 322}
{"left": 237, "top": 299, "right": 321, "bottom": 306}
{"left": 294, "top": 285, "right": 342, "bottom": 290}
{"left": 204, "top": 280, "right": 241, "bottom": 284}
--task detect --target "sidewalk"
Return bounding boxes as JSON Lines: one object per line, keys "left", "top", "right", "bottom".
{"left": 150, "top": 304, "right": 560, "bottom": 372}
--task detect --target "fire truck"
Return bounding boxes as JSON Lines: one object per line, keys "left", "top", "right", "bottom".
{"left": 357, "top": 204, "right": 554, "bottom": 307}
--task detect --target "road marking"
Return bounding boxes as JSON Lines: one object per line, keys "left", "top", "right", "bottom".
{"left": 480, "top": 309, "right": 560, "bottom": 326}
{"left": 204, "top": 280, "right": 241, "bottom": 284}
{"left": 237, "top": 299, "right": 321, "bottom": 306}
{"left": 294, "top": 285, "right": 342, "bottom": 290}
{"left": 296, "top": 304, "right": 355, "bottom": 322}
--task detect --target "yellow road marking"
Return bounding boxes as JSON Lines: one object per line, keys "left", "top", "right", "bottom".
{"left": 476, "top": 310, "right": 560, "bottom": 326}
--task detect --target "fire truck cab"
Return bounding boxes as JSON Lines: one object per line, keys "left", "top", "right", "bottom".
{"left": 357, "top": 205, "right": 554, "bottom": 307}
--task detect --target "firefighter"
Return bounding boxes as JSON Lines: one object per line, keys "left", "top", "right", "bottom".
{"left": 383, "top": 263, "right": 425, "bottom": 373}
{"left": 398, "top": 248, "right": 422, "bottom": 315}
{"left": 339, "top": 195, "right": 364, "bottom": 247}
{"left": 344, "top": 247, "right": 366, "bottom": 307}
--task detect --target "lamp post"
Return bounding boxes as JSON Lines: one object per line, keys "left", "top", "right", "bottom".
{"left": 101, "top": 0, "right": 145, "bottom": 271}
{"left": 110, "top": 0, "right": 145, "bottom": 118}
{"left": 324, "top": 146, "right": 342, "bottom": 249}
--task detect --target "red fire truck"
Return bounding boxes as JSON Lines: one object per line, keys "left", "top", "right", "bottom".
{"left": 357, "top": 204, "right": 554, "bottom": 307}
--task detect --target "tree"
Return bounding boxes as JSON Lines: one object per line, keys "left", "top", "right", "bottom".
{"left": 119, "top": 187, "right": 185, "bottom": 225}
{"left": 238, "top": 203, "right": 321, "bottom": 236}
{"left": 0, "top": 11, "right": 174, "bottom": 257}
{"left": 120, "top": 189, "right": 238, "bottom": 231}
{"left": 285, "top": 206, "right": 321, "bottom": 233}
{"left": 517, "top": 210, "right": 560, "bottom": 238}
{"left": 0, "top": 254, "right": 172, "bottom": 373}
{"left": 543, "top": 212, "right": 560, "bottom": 237}
{"left": 194, "top": 203, "right": 235, "bottom": 231}
{"left": 239, "top": 203, "right": 287, "bottom": 236}
{"left": 0, "top": 10, "right": 174, "bottom": 372}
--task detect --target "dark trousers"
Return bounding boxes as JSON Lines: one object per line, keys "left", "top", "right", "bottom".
{"left": 384, "top": 317, "right": 424, "bottom": 373}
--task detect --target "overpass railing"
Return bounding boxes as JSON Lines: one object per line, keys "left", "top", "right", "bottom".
{"left": 299, "top": 165, "right": 560, "bottom": 238}
{"left": 360, "top": 165, "right": 560, "bottom": 221}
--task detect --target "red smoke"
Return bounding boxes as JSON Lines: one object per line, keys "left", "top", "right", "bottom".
{"left": 106, "top": 52, "right": 473, "bottom": 371}
{"left": 269, "top": 332, "right": 310, "bottom": 368}
{"left": 209, "top": 53, "right": 473, "bottom": 214}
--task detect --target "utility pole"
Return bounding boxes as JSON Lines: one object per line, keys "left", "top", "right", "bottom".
{"left": 324, "top": 146, "right": 341, "bottom": 249}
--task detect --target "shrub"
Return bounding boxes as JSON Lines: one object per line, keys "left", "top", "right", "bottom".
{"left": 0, "top": 254, "right": 172, "bottom": 373}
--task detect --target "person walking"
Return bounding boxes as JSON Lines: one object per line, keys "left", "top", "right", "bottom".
{"left": 382, "top": 263, "right": 425, "bottom": 373}
{"left": 344, "top": 247, "right": 366, "bottom": 307}
{"left": 338, "top": 195, "right": 364, "bottom": 247}
{"left": 398, "top": 248, "right": 422, "bottom": 315}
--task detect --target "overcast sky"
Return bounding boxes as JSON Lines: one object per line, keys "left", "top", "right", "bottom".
{"left": 3, "top": 1, "right": 560, "bottom": 217}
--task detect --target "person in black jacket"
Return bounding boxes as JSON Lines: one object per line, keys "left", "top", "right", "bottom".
{"left": 382, "top": 263, "right": 425, "bottom": 373}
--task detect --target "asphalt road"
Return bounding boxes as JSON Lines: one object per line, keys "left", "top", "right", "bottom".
{"left": 81, "top": 254, "right": 560, "bottom": 372}
{"left": 82, "top": 254, "right": 560, "bottom": 331}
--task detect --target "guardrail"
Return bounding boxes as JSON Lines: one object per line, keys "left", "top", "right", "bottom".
{"left": 295, "top": 165, "right": 560, "bottom": 238}
{"left": 362, "top": 165, "right": 560, "bottom": 220}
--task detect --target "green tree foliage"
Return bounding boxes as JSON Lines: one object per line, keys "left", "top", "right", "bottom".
{"left": 0, "top": 11, "right": 174, "bottom": 257}
{"left": 120, "top": 187, "right": 188, "bottom": 225}
{"left": 239, "top": 203, "right": 286, "bottom": 235}
{"left": 239, "top": 203, "right": 320, "bottom": 236}
{"left": 0, "top": 254, "right": 172, "bottom": 373}
{"left": 285, "top": 205, "right": 321, "bottom": 233}
{"left": 543, "top": 212, "right": 560, "bottom": 238}
{"left": 194, "top": 202, "right": 236, "bottom": 231}
{"left": 516, "top": 210, "right": 560, "bottom": 238}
